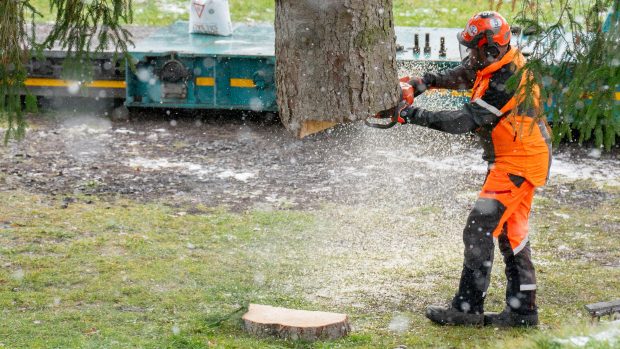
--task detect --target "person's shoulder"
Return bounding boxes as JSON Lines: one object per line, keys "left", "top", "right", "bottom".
{"left": 483, "top": 61, "right": 517, "bottom": 107}
{"left": 490, "top": 61, "right": 517, "bottom": 84}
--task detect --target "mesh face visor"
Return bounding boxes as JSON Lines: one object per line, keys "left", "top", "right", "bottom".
{"left": 459, "top": 42, "right": 470, "bottom": 61}
{"left": 457, "top": 32, "right": 472, "bottom": 61}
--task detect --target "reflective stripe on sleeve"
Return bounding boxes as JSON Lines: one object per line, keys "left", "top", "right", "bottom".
{"left": 520, "top": 284, "right": 536, "bottom": 291}
{"left": 474, "top": 98, "right": 503, "bottom": 116}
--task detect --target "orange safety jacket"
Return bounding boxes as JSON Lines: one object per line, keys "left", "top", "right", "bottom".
{"left": 470, "top": 48, "right": 551, "bottom": 187}
{"left": 407, "top": 47, "right": 552, "bottom": 187}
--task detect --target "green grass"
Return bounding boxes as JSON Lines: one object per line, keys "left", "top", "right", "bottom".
{"left": 1, "top": 184, "right": 619, "bottom": 348}
{"left": 28, "top": 0, "right": 576, "bottom": 28}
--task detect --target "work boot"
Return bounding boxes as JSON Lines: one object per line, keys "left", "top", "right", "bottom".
{"left": 484, "top": 307, "right": 538, "bottom": 327}
{"left": 425, "top": 305, "right": 484, "bottom": 326}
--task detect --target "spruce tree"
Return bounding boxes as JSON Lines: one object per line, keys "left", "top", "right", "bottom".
{"left": 0, "top": 0, "right": 133, "bottom": 143}
{"left": 496, "top": 0, "right": 619, "bottom": 149}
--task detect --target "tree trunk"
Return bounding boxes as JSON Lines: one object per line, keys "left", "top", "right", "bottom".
{"left": 275, "top": 0, "right": 400, "bottom": 138}
{"left": 242, "top": 304, "right": 351, "bottom": 341}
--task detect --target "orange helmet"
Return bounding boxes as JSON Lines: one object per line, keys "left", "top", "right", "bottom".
{"left": 458, "top": 11, "right": 511, "bottom": 49}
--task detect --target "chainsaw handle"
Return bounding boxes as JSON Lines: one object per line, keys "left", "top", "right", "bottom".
{"left": 364, "top": 118, "right": 398, "bottom": 129}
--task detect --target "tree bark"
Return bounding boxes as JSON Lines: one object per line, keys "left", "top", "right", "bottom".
{"left": 242, "top": 304, "right": 351, "bottom": 341}
{"left": 275, "top": 0, "right": 400, "bottom": 137}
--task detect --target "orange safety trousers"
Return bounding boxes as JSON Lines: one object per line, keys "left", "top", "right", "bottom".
{"left": 480, "top": 169, "right": 535, "bottom": 251}
{"left": 452, "top": 169, "right": 537, "bottom": 315}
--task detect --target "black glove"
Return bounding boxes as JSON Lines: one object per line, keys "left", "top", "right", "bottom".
{"left": 407, "top": 76, "right": 427, "bottom": 97}
{"left": 394, "top": 100, "right": 409, "bottom": 124}
{"left": 397, "top": 105, "right": 424, "bottom": 124}
{"left": 372, "top": 100, "right": 411, "bottom": 125}
{"left": 408, "top": 73, "right": 440, "bottom": 97}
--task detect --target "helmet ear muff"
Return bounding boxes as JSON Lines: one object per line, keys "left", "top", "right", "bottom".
{"left": 483, "top": 30, "right": 500, "bottom": 60}
{"left": 484, "top": 45, "right": 500, "bottom": 59}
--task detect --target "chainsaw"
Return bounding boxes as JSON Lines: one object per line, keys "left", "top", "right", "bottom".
{"left": 364, "top": 76, "right": 414, "bottom": 129}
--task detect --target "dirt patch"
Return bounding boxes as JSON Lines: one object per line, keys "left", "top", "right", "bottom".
{"left": 1, "top": 102, "right": 619, "bottom": 213}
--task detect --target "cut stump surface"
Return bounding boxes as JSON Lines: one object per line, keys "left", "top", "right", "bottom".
{"left": 242, "top": 303, "right": 350, "bottom": 341}
{"left": 298, "top": 120, "right": 338, "bottom": 139}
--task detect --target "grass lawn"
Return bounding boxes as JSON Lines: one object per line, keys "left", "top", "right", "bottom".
{"left": 28, "top": 0, "right": 586, "bottom": 28}
{"left": 1, "top": 183, "right": 618, "bottom": 348}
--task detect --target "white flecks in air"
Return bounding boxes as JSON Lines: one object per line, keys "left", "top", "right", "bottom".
{"left": 253, "top": 272, "right": 266, "bottom": 286}
{"left": 542, "top": 75, "right": 554, "bottom": 87}
{"left": 552, "top": 212, "right": 570, "bottom": 220}
{"left": 114, "top": 128, "right": 136, "bottom": 135}
{"left": 575, "top": 100, "right": 585, "bottom": 110}
{"left": 508, "top": 297, "right": 521, "bottom": 309}
{"left": 67, "top": 82, "right": 81, "bottom": 95}
{"left": 587, "top": 148, "right": 602, "bottom": 159}
{"left": 249, "top": 97, "right": 264, "bottom": 112}
{"left": 388, "top": 314, "right": 411, "bottom": 334}
{"left": 137, "top": 68, "right": 151, "bottom": 82}
{"left": 217, "top": 170, "right": 255, "bottom": 182}
{"left": 203, "top": 58, "right": 216, "bottom": 68}
{"left": 554, "top": 320, "right": 620, "bottom": 347}
{"left": 12, "top": 269, "right": 25, "bottom": 281}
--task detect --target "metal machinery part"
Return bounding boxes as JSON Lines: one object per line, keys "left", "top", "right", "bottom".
{"left": 125, "top": 21, "right": 278, "bottom": 111}
{"left": 24, "top": 22, "right": 472, "bottom": 111}
{"left": 160, "top": 59, "right": 190, "bottom": 83}
{"left": 23, "top": 25, "right": 158, "bottom": 99}
{"left": 25, "top": 54, "right": 126, "bottom": 98}
{"left": 25, "top": 20, "right": 620, "bottom": 113}
{"left": 124, "top": 22, "right": 476, "bottom": 111}
{"left": 159, "top": 59, "right": 190, "bottom": 100}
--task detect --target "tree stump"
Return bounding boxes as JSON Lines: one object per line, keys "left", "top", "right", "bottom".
{"left": 242, "top": 303, "right": 351, "bottom": 341}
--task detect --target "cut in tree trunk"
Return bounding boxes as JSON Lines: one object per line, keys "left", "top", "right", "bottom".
{"left": 275, "top": 0, "right": 400, "bottom": 138}
{"left": 242, "top": 303, "right": 351, "bottom": 341}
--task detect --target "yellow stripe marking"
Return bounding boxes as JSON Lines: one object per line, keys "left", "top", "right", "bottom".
{"left": 431, "top": 90, "right": 620, "bottom": 100}
{"left": 25, "top": 78, "right": 126, "bottom": 88}
{"left": 196, "top": 77, "right": 215, "bottom": 86}
{"left": 425, "top": 89, "right": 471, "bottom": 98}
{"left": 25, "top": 78, "right": 68, "bottom": 87}
{"left": 230, "top": 78, "right": 255, "bottom": 88}
{"left": 450, "top": 90, "right": 471, "bottom": 97}
{"left": 87, "top": 80, "right": 126, "bottom": 88}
